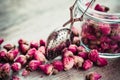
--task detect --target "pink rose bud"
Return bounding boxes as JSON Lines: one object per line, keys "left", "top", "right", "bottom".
{"left": 52, "top": 60, "right": 64, "bottom": 71}
{"left": 0, "top": 38, "right": 4, "bottom": 45}
{"left": 30, "top": 41, "right": 39, "bottom": 49}
{"left": 0, "top": 50, "right": 6, "bottom": 60}
{"left": 22, "top": 69, "right": 30, "bottom": 76}
{"left": 99, "top": 23, "right": 111, "bottom": 35}
{"left": 88, "top": 49, "right": 99, "bottom": 62}
{"left": 11, "top": 62, "right": 21, "bottom": 72}
{"left": 39, "top": 39, "right": 46, "bottom": 46}
{"left": 101, "top": 42, "right": 110, "bottom": 50}
{"left": 18, "top": 39, "right": 27, "bottom": 45}
{"left": 86, "top": 72, "right": 102, "bottom": 80}
{"left": 68, "top": 44, "right": 77, "bottom": 54}
{"left": 26, "top": 48, "right": 36, "bottom": 59}
{"left": 77, "top": 46, "right": 86, "bottom": 52}
{"left": 62, "top": 48, "right": 68, "bottom": 53}
{"left": 34, "top": 51, "right": 46, "bottom": 62}
{"left": 12, "top": 76, "right": 20, "bottom": 80}
{"left": 28, "top": 60, "right": 42, "bottom": 71}
{"left": 72, "top": 37, "right": 80, "bottom": 46}
{"left": 6, "top": 49, "right": 19, "bottom": 61}
{"left": 82, "top": 60, "right": 93, "bottom": 70}
{"left": 71, "top": 26, "right": 79, "bottom": 36}
{"left": 15, "top": 55, "right": 27, "bottom": 65}
{"left": 63, "top": 56, "right": 74, "bottom": 71}
{"left": 94, "top": 4, "right": 109, "bottom": 12}
{"left": 78, "top": 52, "right": 88, "bottom": 60}
{"left": 38, "top": 46, "right": 46, "bottom": 55}
{"left": 0, "top": 63, "right": 3, "bottom": 67}
{"left": 63, "top": 50, "right": 73, "bottom": 57}
{"left": 19, "top": 44, "right": 29, "bottom": 54}
{"left": 39, "top": 64, "right": 53, "bottom": 75}
{"left": 3, "top": 44, "right": 15, "bottom": 51}
{"left": 2, "top": 63, "right": 11, "bottom": 74}
{"left": 100, "top": 36, "right": 111, "bottom": 43}
{"left": 96, "top": 57, "right": 108, "bottom": 67}
{"left": 72, "top": 56, "right": 84, "bottom": 68}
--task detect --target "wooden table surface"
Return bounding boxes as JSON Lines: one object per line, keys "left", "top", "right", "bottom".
{"left": 0, "top": 0, "right": 120, "bottom": 80}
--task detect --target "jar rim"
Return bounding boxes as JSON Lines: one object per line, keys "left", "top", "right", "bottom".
{"left": 77, "top": 0, "right": 120, "bottom": 23}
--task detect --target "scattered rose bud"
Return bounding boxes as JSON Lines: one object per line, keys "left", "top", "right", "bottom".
{"left": 40, "top": 39, "right": 46, "bottom": 46}
{"left": 19, "top": 44, "right": 29, "bottom": 54}
{"left": 2, "top": 63, "right": 11, "bottom": 75}
{"left": 18, "top": 39, "right": 27, "bottom": 45}
{"left": 28, "top": 60, "right": 42, "bottom": 71}
{"left": 38, "top": 46, "right": 46, "bottom": 55}
{"left": 52, "top": 60, "right": 64, "bottom": 71}
{"left": 63, "top": 50, "right": 73, "bottom": 57}
{"left": 34, "top": 51, "right": 46, "bottom": 62}
{"left": 72, "top": 56, "right": 84, "bottom": 68}
{"left": 22, "top": 69, "right": 30, "bottom": 76}
{"left": 94, "top": 4, "right": 109, "bottom": 12}
{"left": 11, "top": 62, "right": 21, "bottom": 72}
{"left": 0, "top": 38, "right": 4, "bottom": 45}
{"left": 39, "top": 64, "right": 53, "bottom": 75}
{"left": 3, "top": 44, "right": 15, "bottom": 51}
{"left": 63, "top": 57, "right": 74, "bottom": 71}
{"left": 96, "top": 57, "right": 108, "bottom": 67}
{"left": 78, "top": 52, "right": 88, "bottom": 60}
{"left": 6, "top": 49, "right": 19, "bottom": 62}
{"left": 0, "top": 50, "right": 6, "bottom": 61}
{"left": 26, "top": 48, "right": 36, "bottom": 59}
{"left": 15, "top": 55, "right": 27, "bottom": 65}
{"left": 71, "top": 26, "right": 79, "bottom": 36}
{"left": 86, "top": 72, "right": 102, "bottom": 80}
{"left": 77, "top": 46, "right": 86, "bottom": 52}
{"left": 12, "top": 76, "right": 20, "bottom": 80}
{"left": 88, "top": 49, "right": 99, "bottom": 62}
{"left": 30, "top": 41, "right": 39, "bottom": 49}
{"left": 68, "top": 44, "right": 77, "bottom": 54}
{"left": 82, "top": 59, "right": 93, "bottom": 70}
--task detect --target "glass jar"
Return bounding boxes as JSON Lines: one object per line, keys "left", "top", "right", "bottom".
{"left": 75, "top": 0, "right": 120, "bottom": 58}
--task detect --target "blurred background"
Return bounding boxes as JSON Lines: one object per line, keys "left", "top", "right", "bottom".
{"left": 0, "top": 0, "right": 74, "bottom": 44}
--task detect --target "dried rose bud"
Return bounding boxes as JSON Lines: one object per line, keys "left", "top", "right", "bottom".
{"left": 86, "top": 72, "right": 102, "bottom": 80}
{"left": 72, "top": 56, "right": 84, "bottom": 68}
{"left": 2, "top": 63, "right": 11, "bottom": 74}
{"left": 3, "top": 44, "right": 15, "bottom": 51}
{"left": 63, "top": 50, "right": 74, "bottom": 57}
{"left": 99, "top": 23, "right": 111, "bottom": 35}
{"left": 88, "top": 49, "right": 99, "bottom": 62}
{"left": 34, "top": 51, "right": 46, "bottom": 62}
{"left": 68, "top": 44, "right": 77, "bottom": 54}
{"left": 100, "top": 36, "right": 111, "bottom": 43}
{"left": 18, "top": 39, "right": 27, "bottom": 45}
{"left": 96, "top": 57, "right": 108, "bottom": 67}
{"left": 39, "top": 64, "right": 53, "bottom": 75}
{"left": 72, "top": 37, "right": 80, "bottom": 46}
{"left": 30, "top": 41, "right": 39, "bottom": 49}
{"left": 22, "top": 69, "right": 30, "bottom": 76}
{"left": 38, "top": 46, "right": 46, "bottom": 55}
{"left": 12, "top": 76, "right": 20, "bottom": 80}
{"left": 0, "top": 50, "right": 6, "bottom": 60}
{"left": 11, "top": 62, "right": 21, "bottom": 72}
{"left": 52, "top": 60, "right": 64, "bottom": 71}
{"left": 86, "top": 33, "right": 96, "bottom": 40}
{"left": 28, "top": 60, "right": 42, "bottom": 71}
{"left": 26, "top": 48, "right": 36, "bottom": 59}
{"left": 6, "top": 49, "right": 19, "bottom": 61}
{"left": 62, "top": 48, "right": 68, "bottom": 53}
{"left": 52, "top": 69, "right": 59, "bottom": 75}
{"left": 19, "top": 44, "right": 29, "bottom": 54}
{"left": 40, "top": 39, "right": 46, "bottom": 46}
{"left": 15, "top": 55, "right": 27, "bottom": 65}
{"left": 71, "top": 26, "right": 79, "bottom": 36}
{"left": 82, "top": 59, "right": 93, "bottom": 70}
{"left": 94, "top": 4, "right": 109, "bottom": 12}
{"left": 101, "top": 42, "right": 110, "bottom": 50}
{"left": 63, "top": 57, "right": 74, "bottom": 71}
{"left": 78, "top": 52, "right": 88, "bottom": 60}
{"left": 0, "top": 38, "right": 4, "bottom": 45}
{"left": 77, "top": 46, "right": 86, "bottom": 52}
